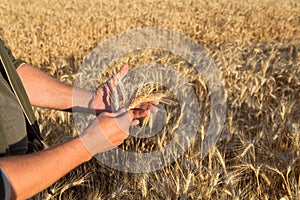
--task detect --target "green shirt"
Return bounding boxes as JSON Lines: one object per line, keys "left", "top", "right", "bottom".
{"left": 0, "top": 39, "right": 28, "bottom": 155}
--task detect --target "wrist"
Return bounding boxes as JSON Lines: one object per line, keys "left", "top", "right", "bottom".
{"left": 73, "top": 137, "right": 93, "bottom": 162}
{"left": 88, "top": 90, "right": 107, "bottom": 115}
{"left": 72, "top": 88, "right": 99, "bottom": 114}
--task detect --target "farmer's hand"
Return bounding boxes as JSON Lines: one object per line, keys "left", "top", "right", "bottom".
{"left": 88, "top": 64, "right": 159, "bottom": 115}
{"left": 89, "top": 65, "right": 128, "bottom": 114}
{"left": 80, "top": 105, "right": 155, "bottom": 155}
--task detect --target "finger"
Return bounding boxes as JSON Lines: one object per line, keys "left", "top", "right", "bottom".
{"left": 118, "top": 64, "right": 129, "bottom": 79}
{"left": 149, "top": 105, "right": 159, "bottom": 113}
{"left": 134, "top": 103, "right": 158, "bottom": 113}
{"left": 134, "top": 101, "right": 159, "bottom": 109}
{"left": 108, "top": 64, "right": 129, "bottom": 88}
{"left": 101, "top": 109, "right": 126, "bottom": 118}
{"left": 131, "top": 119, "right": 140, "bottom": 126}
{"left": 130, "top": 109, "right": 151, "bottom": 119}
{"left": 150, "top": 100, "right": 159, "bottom": 105}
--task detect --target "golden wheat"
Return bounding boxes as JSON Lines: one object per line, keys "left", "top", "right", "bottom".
{"left": 1, "top": 0, "right": 299, "bottom": 199}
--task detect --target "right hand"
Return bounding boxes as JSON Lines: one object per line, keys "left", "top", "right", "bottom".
{"left": 80, "top": 105, "right": 155, "bottom": 155}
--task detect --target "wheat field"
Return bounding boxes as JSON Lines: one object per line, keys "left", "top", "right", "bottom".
{"left": 1, "top": 0, "right": 300, "bottom": 199}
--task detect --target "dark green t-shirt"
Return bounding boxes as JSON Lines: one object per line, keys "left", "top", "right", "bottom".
{"left": 0, "top": 39, "right": 28, "bottom": 155}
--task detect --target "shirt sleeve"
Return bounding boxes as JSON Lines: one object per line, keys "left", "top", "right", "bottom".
{"left": 0, "top": 39, "right": 26, "bottom": 69}
{"left": 0, "top": 167, "right": 11, "bottom": 200}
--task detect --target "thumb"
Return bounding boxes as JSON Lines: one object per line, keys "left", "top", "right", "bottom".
{"left": 117, "top": 64, "right": 129, "bottom": 79}
{"left": 108, "top": 64, "right": 129, "bottom": 88}
{"left": 113, "top": 110, "right": 134, "bottom": 134}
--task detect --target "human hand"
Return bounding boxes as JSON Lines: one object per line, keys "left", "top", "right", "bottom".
{"left": 87, "top": 64, "right": 160, "bottom": 115}
{"left": 89, "top": 64, "right": 129, "bottom": 114}
{"left": 80, "top": 105, "right": 156, "bottom": 155}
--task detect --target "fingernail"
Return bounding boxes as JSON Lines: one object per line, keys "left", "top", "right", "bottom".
{"left": 146, "top": 110, "right": 151, "bottom": 116}
{"left": 133, "top": 120, "right": 140, "bottom": 126}
{"left": 150, "top": 106, "right": 159, "bottom": 113}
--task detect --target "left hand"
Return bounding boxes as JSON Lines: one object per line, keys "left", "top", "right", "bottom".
{"left": 89, "top": 64, "right": 129, "bottom": 114}
{"left": 89, "top": 64, "right": 159, "bottom": 115}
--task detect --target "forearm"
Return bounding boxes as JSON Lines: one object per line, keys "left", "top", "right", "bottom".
{"left": 0, "top": 137, "right": 92, "bottom": 200}
{"left": 16, "top": 64, "right": 95, "bottom": 111}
